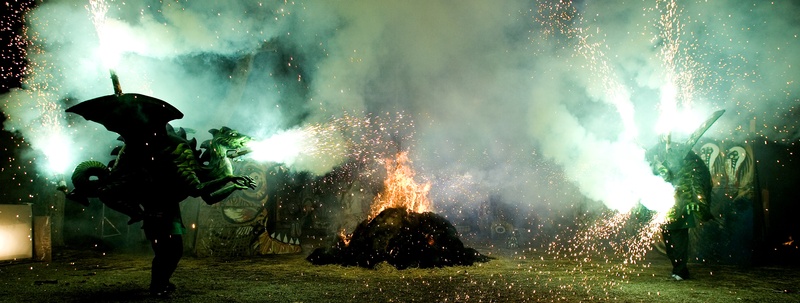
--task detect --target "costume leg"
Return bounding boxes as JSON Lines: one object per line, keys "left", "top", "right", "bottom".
{"left": 662, "top": 227, "right": 690, "bottom": 279}
{"left": 150, "top": 234, "right": 183, "bottom": 294}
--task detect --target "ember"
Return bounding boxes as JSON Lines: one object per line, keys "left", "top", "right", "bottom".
{"left": 307, "top": 207, "right": 492, "bottom": 269}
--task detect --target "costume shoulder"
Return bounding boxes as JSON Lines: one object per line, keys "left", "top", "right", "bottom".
{"left": 66, "top": 93, "right": 184, "bottom": 141}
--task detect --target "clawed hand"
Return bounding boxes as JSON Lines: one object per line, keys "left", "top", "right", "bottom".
{"left": 232, "top": 176, "right": 257, "bottom": 190}
{"left": 685, "top": 203, "right": 700, "bottom": 215}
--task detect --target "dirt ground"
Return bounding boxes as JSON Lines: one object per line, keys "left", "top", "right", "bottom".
{"left": 1, "top": 243, "right": 798, "bottom": 303}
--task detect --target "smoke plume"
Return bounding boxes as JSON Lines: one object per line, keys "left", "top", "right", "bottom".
{"left": 2, "top": 0, "right": 798, "bottom": 219}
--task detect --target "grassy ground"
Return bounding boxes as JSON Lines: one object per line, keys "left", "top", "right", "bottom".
{"left": 1, "top": 245, "right": 798, "bottom": 303}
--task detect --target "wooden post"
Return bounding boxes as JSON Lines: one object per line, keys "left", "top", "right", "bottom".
{"left": 46, "top": 191, "right": 65, "bottom": 247}
{"left": 33, "top": 216, "right": 52, "bottom": 262}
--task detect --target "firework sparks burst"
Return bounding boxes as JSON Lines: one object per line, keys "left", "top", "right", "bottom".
{"left": 0, "top": 1, "right": 76, "bottom": 176}
{"left": 246, "top": 112, "right": 416, "bottom": 174}
{"left": 1, "top": 0, "right": 790, "bottom": 298}
{"left": 547, "top": 212, "right": 630, "bottom": 262}
{"left": 653, "top": 0, "right": 712, "bottom": 135}
{"left": 542, "top": 209, "right": 668, "bottom": 297}
{"left": 247, "top": 122, "right": 343, "bottom": 166}
{"left": 618, "top": 212, "right": 668, "bottom": 265}
{"left": 532, "top": 0, "right": 710, "bottom": 295}
{"left": 87, "top": 0, "right": 123, "bottom": 69}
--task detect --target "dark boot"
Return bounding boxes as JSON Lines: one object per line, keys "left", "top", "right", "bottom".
{"left": 149, "top": 234, "right": 183, "bottom": 296}
{"left": 662, "top": 227, "right": 690, "bottom": 280}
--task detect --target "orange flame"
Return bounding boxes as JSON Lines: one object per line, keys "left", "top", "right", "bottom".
{"left": 338, "top": 229, "right": 352, "bottom": 247}
{"left": 367, "top": 151, "right": 432, "bottom": 220}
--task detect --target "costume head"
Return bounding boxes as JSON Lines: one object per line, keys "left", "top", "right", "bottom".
{"left": 645, "top": 110, "right": 726, "bottom": 182}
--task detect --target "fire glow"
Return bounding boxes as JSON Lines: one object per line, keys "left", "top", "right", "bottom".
{"left": 338, "top": 151, "right": 433, "bottom": 245}
{"left": 367, "top": 151, "right": 432, "bottom": 220}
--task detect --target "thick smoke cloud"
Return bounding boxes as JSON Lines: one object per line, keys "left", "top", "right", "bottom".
{"left": 2, "top": 0, "right": 798, "bottom": 218}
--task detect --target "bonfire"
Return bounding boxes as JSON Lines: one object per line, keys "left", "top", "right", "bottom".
{"left": 307, "top": 152, "right": 491, "bottom": 269}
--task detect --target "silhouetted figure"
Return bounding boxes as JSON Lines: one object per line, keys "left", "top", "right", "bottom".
{"left": 651, "top": 151, "right": 712, "bottom": 280}
{"left": 142, "top": 197, "right": 185, "bottom": 296}
{"left": 646, "top": 110, "right": 723, "bottom": 280}
{"left": 63, "top": 86, "right": 255, "bottom": 297}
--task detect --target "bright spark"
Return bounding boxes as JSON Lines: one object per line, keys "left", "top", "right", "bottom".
{"left": 86, "top": 0, "right": 123, "bottom": 69}
{"left": 248, "top": 127, "right": 319, "bottom": 165}
{"left": 653, "top": 0, "right": 716, "bottom": 137}
{"left": 40, "top": 131, "right": 73, "bottom": 174}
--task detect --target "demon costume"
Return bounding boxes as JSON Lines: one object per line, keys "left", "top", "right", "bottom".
{"left": 62, "top": 75, "right": 255, "bottom": 297}
{"left": 652, "top": 150, "right": 713, "bottom": 280}
{"left": 142, "top": 199, "right": 185, "bottom": 296}
{"left": 646, "top": 110, "right": 723, "bottom": 280}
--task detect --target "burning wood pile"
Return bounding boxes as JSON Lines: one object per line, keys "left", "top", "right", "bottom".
{"left": 307, "top": 207, "right": 491, "bottom": 269}
{"left": 307, "top": 152, "right": 491, "bottom": 269}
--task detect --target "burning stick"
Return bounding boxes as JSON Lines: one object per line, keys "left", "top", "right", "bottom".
{"left": 110, "top": 70, "right": 122, "bottom": 96}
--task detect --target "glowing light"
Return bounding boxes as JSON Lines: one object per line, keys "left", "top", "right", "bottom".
{"left": 367, "top": 151, "right": 432, "bottom": 220}
{"left": 87, "top": 0, "right": 119, "bottom": 69}
{"left": 547, "top": 212, "right": 631, "bottom": 261}
{"left": 655, "top": 98, "right": 709, "bottom": 136}
{"left": 0, "top": 205, "right": 33, "bottom": 261}
{"left": 656, "top": 81, "right": 679, "bottom": 134}
{"left": 246, "top": 121, "right": 349, "bottom": 173}
{"left": 248, "top": 127, "right": 311, "bottom": 165}
{"left": 634, "top": 178, "right": 675, "bottom": 213}
{"left": 653, "top": 0, "right": 711, "bottom": 138}
{"left": 532, "top": 0, "right": 683, "bottom": 216}
{"left": 40, "top": 132, "right": 73, "bottom": 175}
{"left": 338, "top": 229, "right": 352, "bottom": 247}
{"left": 247, "top": 112, "right": 415, "bottom": 177}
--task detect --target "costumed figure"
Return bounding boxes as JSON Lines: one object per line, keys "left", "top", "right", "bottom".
{"left": 60, "top": 72, "right": 256, "bottom": 296}
{"left": 646, "top": 110, "right": 723, "bottom": 280}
